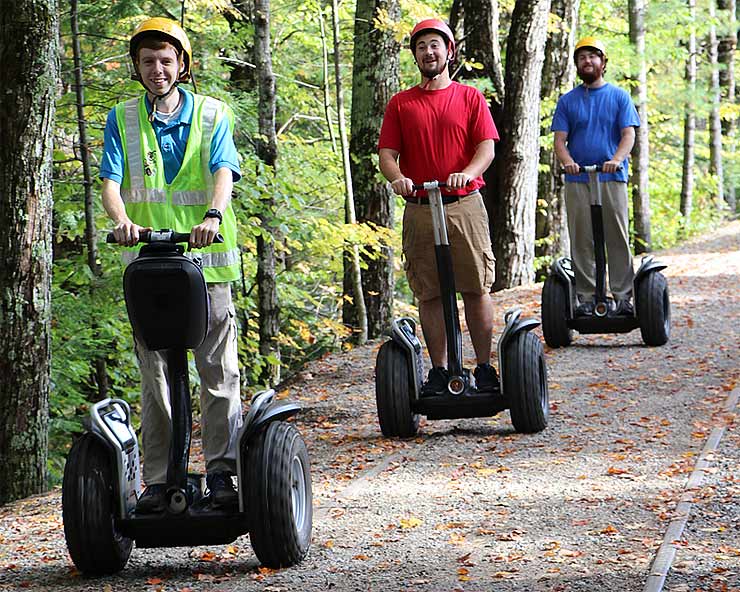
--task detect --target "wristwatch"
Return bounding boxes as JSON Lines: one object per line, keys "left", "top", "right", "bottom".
{"left": 203, "top": 208, "right": 223, "bottom": 224}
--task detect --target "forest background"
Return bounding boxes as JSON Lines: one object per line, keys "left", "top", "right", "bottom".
{"left": 1, "top": 0, "right": 738, "bottom": 503}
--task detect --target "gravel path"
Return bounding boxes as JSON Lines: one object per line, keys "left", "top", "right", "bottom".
{"left": 1, "top": 221, "right": 738, "bottom": 592}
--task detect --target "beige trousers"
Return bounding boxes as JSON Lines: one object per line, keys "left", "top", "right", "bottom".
{"left": 565, "top": 181, "right": 634, "bottom": 302}
{"left": 135, "top": 282, "right": 242, "bottom": 485}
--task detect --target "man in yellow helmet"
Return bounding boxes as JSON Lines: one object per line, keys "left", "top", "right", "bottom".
{"left": 551, "top": 36, "right": 640, "bottom": 317}
{"left": 100, "top": 17, "right": 242, "bottom": 513}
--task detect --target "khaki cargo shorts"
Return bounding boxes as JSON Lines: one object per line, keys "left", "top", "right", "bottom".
{"left": 402, "top": 192, "right": 495, "bottom": 303}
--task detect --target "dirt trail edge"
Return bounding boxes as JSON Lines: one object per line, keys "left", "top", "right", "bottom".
{"left": 1, "top": 221, "right": 738, "bottom": 592}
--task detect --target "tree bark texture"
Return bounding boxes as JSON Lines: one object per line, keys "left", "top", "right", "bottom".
{"left": 680, "top": 0, "right": 697, "bottom": 227}
{"left": 536, "top": 0, "right": 580, "bottom": 276}
{"left": 332, "top": 0, "right": 367, "bottom": 345}
{"left": 487, "top": 0, "right": 551, "bottom": 290}
{"left": 254, "top": 0, "right": 280, "bottom": 386}
{"left": 346, "top": 0, "right": 400, "bottom": 339}
{"left": 0, "top": 0, "right": 57, "bottom": 504}
{"left": 717, "top": 0, "right": 736, "bottom": 211}
{"left": 628, "top": 0, "right": 652, "bottom": 253}
{"left": 708, "top": 0, "right": 725, "bottom": 209}
{"left": 459, "top": 0, "right": 505, "bottom": 104}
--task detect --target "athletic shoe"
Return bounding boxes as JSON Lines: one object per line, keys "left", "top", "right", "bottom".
{"left": 575, "top": 300, "right": 594, "bottom": 317}
{"left": 614, "top": 299, "right": 634, "bottom": 316}
{"left": 206, "top": 472, "right": 238, "bottom": 507}
{"left": 135, "top": 484, "right": 166, "bottom": 514}
{"left": 421, "top": 367, "right": 449, "bottom": 396}
{"left": 474, "top": 362, "right": 500, "bottom": 392}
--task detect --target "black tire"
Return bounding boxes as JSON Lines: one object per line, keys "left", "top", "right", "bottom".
{"left": 246, "top": 421, "right": 312, "bottom": 568}
{"left": 504, "top": 331, "right": 549, "bottom": 433}
{"left": 375, "top": 340, "right": 420, "bottom": 438}
{"left": 62, "top": 433, "right": 132, "bottom": 575}
{"left": 637, "top": 271, "right": 671, "bottom": 346}
{"left": 541, "top": 276, "right": 573, "bottom": 348}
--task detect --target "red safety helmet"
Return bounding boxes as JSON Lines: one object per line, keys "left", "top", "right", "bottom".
{"left": 409, "top": 19, "right": 455, "bottom": 57}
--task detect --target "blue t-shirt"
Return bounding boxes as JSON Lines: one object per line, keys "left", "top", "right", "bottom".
{"left": 100, "top": 88, "right": 241, "bottom": 185}
{"left": 551, "top": 82, "right": 640, "bottom": 183}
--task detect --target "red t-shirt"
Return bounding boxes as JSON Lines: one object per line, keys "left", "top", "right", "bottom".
{"left": 378, "top": 81, "right": 499, "bottom": 196}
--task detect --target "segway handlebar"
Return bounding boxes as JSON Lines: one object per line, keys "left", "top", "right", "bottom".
{"left": 412, "top": 181, "right": 448, "bottom": 191}
{"left": 105, "top": 229, "right": 224, "bottom": 244}
{"left": 558, "top": 164, "right": 623, "bottom": 174}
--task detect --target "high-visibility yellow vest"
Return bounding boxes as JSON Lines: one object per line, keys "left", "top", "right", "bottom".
{"left": 115, "top": 93, "right": 240, "bottom": 283}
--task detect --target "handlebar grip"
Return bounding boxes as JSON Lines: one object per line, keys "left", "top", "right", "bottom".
{"left": 105, "top": 230, "right": 224, "bottom": 244}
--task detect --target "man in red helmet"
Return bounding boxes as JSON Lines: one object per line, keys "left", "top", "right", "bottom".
{"left": 378, "top": 19, "right": 500, "bottom": 395}
{"left": 100, "top": 17, "right": 242, "bottom": 514}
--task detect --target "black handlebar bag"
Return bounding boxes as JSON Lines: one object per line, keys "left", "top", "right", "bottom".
{"left": 123, "top": 243, "right": 209, "bottom": 351}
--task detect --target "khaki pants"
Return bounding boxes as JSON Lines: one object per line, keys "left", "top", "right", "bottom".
{"left": 402, "top": 192, "right": 495, "bottom": 303}
{"left": 565, "top": 181, "right": 634, "bottom": 302}
{"left": 135, "top": 282, "right": 243, "bottom": 485}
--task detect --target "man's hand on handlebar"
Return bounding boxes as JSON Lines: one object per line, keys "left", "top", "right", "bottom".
{"left": 390, "top": 177, "right": 415, "bottom": 197}
{"left": 601, "top": 159, "right": 621, "bottom": 174}
{"left": 562, "top": 162, "right": 580, "bottom": 175}
{"left": 445, "top": 172, "right": 472, "bottom": 190}
{"left": 190, "top": 218, "right": 221, "bottom": 249}
{"left": 112, "top": 220, "right": 152, "bottom": 246}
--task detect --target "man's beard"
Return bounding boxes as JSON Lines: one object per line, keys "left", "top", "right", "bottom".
{"left": 578, "top": 64, "right": 603, "bottom": 84}
{"left": 418, "top": 59, "right": 447, "bottom": 80}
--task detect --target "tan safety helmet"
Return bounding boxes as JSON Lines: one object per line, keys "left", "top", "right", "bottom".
{"left": 129, "top": 17, "right": 192, "bottom": 83}
{"left": 574, "top": 36, "right": 607, "bottom": 62}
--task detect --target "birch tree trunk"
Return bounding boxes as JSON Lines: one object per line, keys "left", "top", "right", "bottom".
{"left": 347, "top": 0, "right": 400, "bottom": 338}
{"left": 254, "top": 0, "right": 280, "bottom": 386}
{"left": 0, "top": 0, "right": 57, "bottom": 504}
{"left": 331, "top": 0, "right": 367, "bottom": 345}
{"left": 680, "top": 0, "right": 697, "bottom": 229}
{"left": 488, "top": 0, "right": 551, "bottom": 289}
{"left": 537, "top": 0, "right": 580, "bottom": 276}
{"left": 70, "top": 0, "right": 108, "bottom": 400}
{"left": 708, "top": 0, "right": 725, "bottom": 210}
{"left": 628, "top": 0, "right": 652, "bottom": 253}
{"left": 717, "top": 0, "right": 736, "bottom": 212}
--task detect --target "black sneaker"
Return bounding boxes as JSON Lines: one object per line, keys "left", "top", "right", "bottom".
{"left": 474, "top": 362, "right": 500, "bottom": 392}
{"left": 614, "top": 299, "right": 634, "bottom": 316}
{"left": 421, "top": 367, "right": 449, "bottom": 396}
{"left": 206, "top": 472, "right": 238, "bottom": 507}
{"left": 135, "top": 484, "right": 166, "bottom": 514}
{"left": 575, "top": 300, "right": 594, "bottom": 317}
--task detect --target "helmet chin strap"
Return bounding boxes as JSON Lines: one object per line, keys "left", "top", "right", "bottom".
{"left": 418, "top": 56, "right": 450, "bottom": 90}
{"left": 146, "top": 83, "right": 179, "bottom": 123}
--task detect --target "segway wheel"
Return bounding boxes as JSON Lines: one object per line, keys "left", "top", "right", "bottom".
{"left": 246, "top": 421, "right": 312, "bottom": 568}
{"left": 375, "top": 340, "right": 420, "bottom": 438}
{"left": 62, "top": 433, "right": 132, "bottom": 575}
{"left": 637, "top": 271, "right": 671, "bottom": 346}
{"left": 504, "top": 331, "right": 549, "bottom": 433}
{"left": 541, "top": 276, "right": 573, "bottom": 348}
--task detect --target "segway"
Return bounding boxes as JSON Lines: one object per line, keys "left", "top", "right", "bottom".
{"left": 542, "top": 164, "right": 671, "bottom": 347}
{"left": 62, "top": 230, "right": 312, "bottom": 575}
{"left": 375, "top": 182, "right": 549, "bottom": 438}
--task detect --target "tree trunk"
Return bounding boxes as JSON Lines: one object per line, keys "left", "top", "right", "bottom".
{"left": 331, "top": 0, "right": 367, "bottom": 345}
{"left": 70, "top": 0, "right": 108, "bottom": 400}
{"left": 628, "top": 0, "right": 652, "bottom": 253}
{"left": 680, "top": 0, "right": 697, "bottom": 229}
{"left": 708, "top": 0, "right": 725, "bottom": 209}
{"left": 487, "top": 0, "right": 551, "bottom": 289}
{"left": 536, "top": 0, "right": 580, "bottom": 277}
{"left": 718, "top": 0, "right": 736, "bottom": 212}
{"left": 0, "top": 0, "right": 57, "bottom": 504}
{"left": 254, "top": 0, "right": 280, "bottom": 386}
{"left": 459, "top": 0, "right": 505, "bottom": 104}
{"left": 346, "top": 0, "right": 400, "bottom": 339}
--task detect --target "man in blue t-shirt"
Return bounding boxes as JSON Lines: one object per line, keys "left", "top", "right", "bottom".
{"left": 551, "top": 36, "right": 640, "bottom": 316}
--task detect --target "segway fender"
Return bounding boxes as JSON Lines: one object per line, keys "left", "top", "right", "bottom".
{"left": 88, "top": 399, "right": 141, "bottom": 518}
{"left": 633, "top": 256, "right": 668, "bottom": 309}
{"left": 241, "top": 402, "right": 301, "bottom": 442}
{"left": 496, "top": 309, "right": 541, "bottom": 399}
{"left": 389, "top": 317, "right": 425, "bottom": 398}
{"left": 550, "top": 257, "right": 576, "bottom": 318}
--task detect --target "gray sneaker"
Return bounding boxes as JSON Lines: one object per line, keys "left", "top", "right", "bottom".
{"left": 135, "top": 484, "right": 166, "bottom": 514}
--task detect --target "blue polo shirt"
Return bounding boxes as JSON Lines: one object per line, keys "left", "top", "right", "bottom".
{"left": 551, "top": 82, "right": 640, "bottom": 183}
{"left": 100, "top": 87, "right": 241, "bottom": 184}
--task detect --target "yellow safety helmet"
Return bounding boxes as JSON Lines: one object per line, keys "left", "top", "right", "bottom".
{"left": 129, "top": 17, "right": 192, "bottom": 83}
{"left": 574, "top": 36, "right": 607, "bottom": 61}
